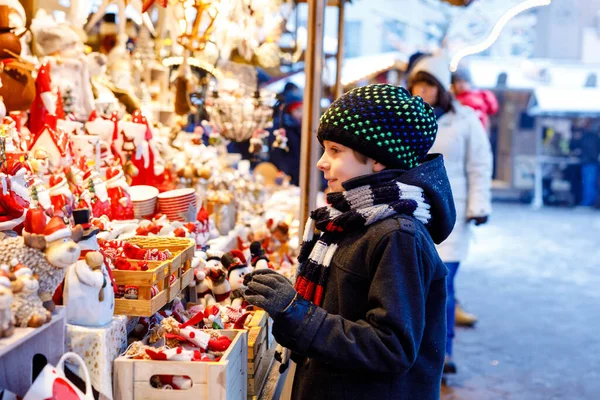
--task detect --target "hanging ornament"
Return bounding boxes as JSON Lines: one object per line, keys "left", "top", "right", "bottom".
{"left": 175, "top": 0, "right": 219, "bottom": 53}
{"left": 272, "top": 128, "right": 288, "bottom": 152}
{"left": 248, "top": 128, "right": 268, "bottom": 163}
{"left": 142, "top": 0, "right": 168, "bottom": 14}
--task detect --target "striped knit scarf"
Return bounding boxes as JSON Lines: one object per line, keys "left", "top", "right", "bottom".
{"left": 276, "top": 177, "right": 432, "bottom": 372}
{"left": 294, "top": 178, "right": 432, "bottom": 307}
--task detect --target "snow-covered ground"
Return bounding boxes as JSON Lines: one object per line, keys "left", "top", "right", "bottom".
{"left": 444, "top": 203, "right": 600, "bottom": 399}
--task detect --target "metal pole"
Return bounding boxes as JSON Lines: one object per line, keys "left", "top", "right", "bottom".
{"left": 298, "top": 0, "right": 326, "bottom": 235}
{"left": 334, "top": 0, "right": 346, "bottom": 99}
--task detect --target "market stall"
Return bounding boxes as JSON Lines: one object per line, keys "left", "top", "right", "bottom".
{"left": 527, "top": 87, "right": 600, "bottom": 208}
{"left": 0, "top": 1, "right": 308, "bottom": 399}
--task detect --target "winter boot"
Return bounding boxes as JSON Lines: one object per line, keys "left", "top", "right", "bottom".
{"left": 455, "top": 302, "right": 477, "bottom": 327}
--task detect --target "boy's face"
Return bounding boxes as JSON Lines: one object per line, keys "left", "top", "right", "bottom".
{"left": 317, "top": 141, "right": 385, "bottom": 193}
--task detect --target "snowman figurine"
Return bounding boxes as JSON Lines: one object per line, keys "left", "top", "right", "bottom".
{"left": 221, "top": 250, "right": 251, "bottom": 308}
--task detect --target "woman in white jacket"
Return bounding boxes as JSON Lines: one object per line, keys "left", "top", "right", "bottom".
{"left": 408, "top": 54, "right": 493, "bottom": 373}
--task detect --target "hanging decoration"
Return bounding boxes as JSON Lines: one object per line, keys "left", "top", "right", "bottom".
{"left": 174, "top": 0, "right": 220, "bottom": 53}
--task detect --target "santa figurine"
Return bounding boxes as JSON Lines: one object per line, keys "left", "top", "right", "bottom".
{"left": 64, "top": 208, "right": 115, "bottom": 327}
{"left": 105, "top": 166, "right": 134, "bottom": 220}
{"left": 28, "top": 61, "right": 64, "bottom": 137}
{"left": 82, "top": 169, "right": 112, "bottom": 219}
{"left": 64, "top": 165, "right": 85, "bottom": 197}
{"left": 195, "top": 206, "right": 210, "bottom": 250}
{"left": 0, "top": 161, "right": 31, "bottom": 235}
{"left": 48, "top": 173, "right": 74, "bottom": 218}
{"left": 221, "top": 251, "right": 251, "bottom": 308}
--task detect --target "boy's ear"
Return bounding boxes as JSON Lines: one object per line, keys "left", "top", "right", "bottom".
{"left": 372, "top": 161, "right": 386, "bottom": 173}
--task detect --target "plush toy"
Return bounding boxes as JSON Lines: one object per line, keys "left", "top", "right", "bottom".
{"left": 0, "top": 268, "right": 15, "bottom": 338}
{"left": 205, "top": 268, "right": 230, "bottom": 305}
{"left": 64, "top": 209, "right": 114, "bottom": 327}
{"left": 221, "top": 251, "right": 251, "bottom": 308}
{"left": 250, "top": 241, "right": 272, "bottom": 270}
{"left": 10, "top": 262, "right": 52, "bottom": 327}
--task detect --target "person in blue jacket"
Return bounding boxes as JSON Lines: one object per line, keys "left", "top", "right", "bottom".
{"left": 269, "top": 93, "right": 303, "bottom": 185}
{"left": 243, "top": 84, "right": 456, "bottom": 399}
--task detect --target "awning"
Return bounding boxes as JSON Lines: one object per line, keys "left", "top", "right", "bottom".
{"left": 527, "top": 87, "right": 600, "bottom": 117}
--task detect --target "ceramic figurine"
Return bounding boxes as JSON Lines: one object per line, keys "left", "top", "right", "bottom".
{"left": 64, "top": 209, "right": 114, "bottom": 327}
{"left": 16, "top": 214, "right": 82, "bottom": 310}
{"left": 82, "top": 169, "right": 112, "bottom": 219}
{"left": 10, "top": 261, "right": 52, "bottom": 327}
{"left": 29, "top": 62, "right": 63, "bottom": 137}
{"left": 0, "top": 5, "right": 35, "bottom": 113}
{"left": 0, "top": 268, "right": 14, "bottom": 337}
{"left": 105, "top": 166, "right": 134, "bottom": 220}
{"left": 48, "top": 173, "right": 74, "bottom": 218}
{"left": 0, "top": 160, "right": 30, "bottom": 234}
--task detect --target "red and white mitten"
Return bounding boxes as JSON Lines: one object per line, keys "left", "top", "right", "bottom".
{"left": 179, "top": 327, "right": 210, "bottom": 350}
{"left": 145, "top": 347, "right": 196, "bottom": 361}
{"left": 208, "top": 336, "right": 232, "bottom": 352}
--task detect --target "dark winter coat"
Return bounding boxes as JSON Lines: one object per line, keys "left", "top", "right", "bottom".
{"left": 273, "top": 154, "right": 456, "bottom": 400}
{"left": 269, "top": 113, "right": 302, "bottom": 185}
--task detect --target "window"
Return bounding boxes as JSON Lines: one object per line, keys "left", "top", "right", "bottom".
{"left": 382, "top": 20, "right": 407, "bottom": 52}
{"left": 344, "top": 21, "right": 362, "bottom": 58}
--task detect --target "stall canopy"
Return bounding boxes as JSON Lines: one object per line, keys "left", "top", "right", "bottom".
{"left": 527, "top": 87, "right": 600, "bottom": 117}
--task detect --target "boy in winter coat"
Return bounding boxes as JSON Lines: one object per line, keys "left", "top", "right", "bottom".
{"left": 244, "top": 84, "right": 456, "bottom": 400}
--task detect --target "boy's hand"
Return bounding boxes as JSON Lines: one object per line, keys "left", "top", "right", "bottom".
{"left": 244, "top": 269, "right": 298, "bottom": 319}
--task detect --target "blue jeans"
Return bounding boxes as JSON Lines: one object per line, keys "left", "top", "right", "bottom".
{"left": 445, "top": 262, "right": 460, "bottom": 356}
{"left": 581, "top": 163, "right": 599, "bottom": 206}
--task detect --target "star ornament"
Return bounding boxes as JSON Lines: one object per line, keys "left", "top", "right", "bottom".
{"left": 142, "top": 0, "right": 168, "bottom": 13}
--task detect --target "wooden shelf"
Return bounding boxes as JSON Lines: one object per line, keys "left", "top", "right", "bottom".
{"left": 0, "top": 307, "right": 66, "bottom": 397}
{"left": 0, "top": 307, "right": 65, "bottom": 359}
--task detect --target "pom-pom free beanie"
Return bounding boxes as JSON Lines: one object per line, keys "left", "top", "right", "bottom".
{"left": 317, "top": 84, "right": 438, "bottom": 170}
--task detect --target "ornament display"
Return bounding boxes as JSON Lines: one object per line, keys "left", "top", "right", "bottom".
{"left": 0, "top": 267, "right": 14, "bottom": 337}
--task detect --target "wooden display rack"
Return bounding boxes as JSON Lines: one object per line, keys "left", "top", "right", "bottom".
{"left": 114, "top": 237, "right": 195, "bottom": 316}
{"left": 0, "top": 307, "right": 66, "bottom": 397}
{"left": 113, "top": 329, "right": 248, "bottom": 400}
{"left": 246, "top": 310, "right": 275, "bottom": 399}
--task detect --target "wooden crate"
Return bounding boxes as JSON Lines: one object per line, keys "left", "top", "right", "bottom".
{"left": 124, "top": 237, "right": 196, "bottom": 303}
{"left": 246, "top": 310, "right": 274, "bottom": 398}
{"left": 113, "top": 260, "right": 170, "bottom": 317}
{"left": 113, "top": 330, "right": 248, "bottom": 400}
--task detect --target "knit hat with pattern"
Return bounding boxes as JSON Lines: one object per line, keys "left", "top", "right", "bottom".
{"left": 317, "top": 84, "right": 438, "bottom": 170}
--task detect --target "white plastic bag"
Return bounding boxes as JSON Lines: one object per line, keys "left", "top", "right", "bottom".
{"left": 23, "top": 352, "right": 94, "bottom": 400}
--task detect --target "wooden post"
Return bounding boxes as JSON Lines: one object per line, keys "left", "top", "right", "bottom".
{"left": 298, "top": 0, "right": 326, "bottom": 234}
{"left": 334, "top": 0, "right": 346, "bottom": 99}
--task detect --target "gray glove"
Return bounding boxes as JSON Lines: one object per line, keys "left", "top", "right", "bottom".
{"left": 243, "top": 269, "right": 298, "bottom": 319}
